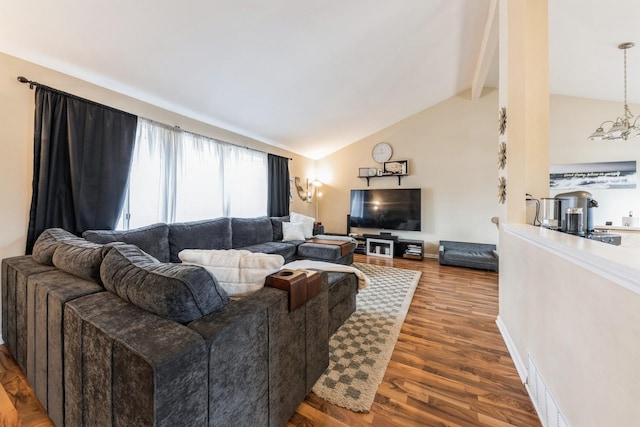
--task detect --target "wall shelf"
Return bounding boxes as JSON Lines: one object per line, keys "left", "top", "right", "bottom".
{"left": 358, "top": 174, "right": 407, "bottom": 186}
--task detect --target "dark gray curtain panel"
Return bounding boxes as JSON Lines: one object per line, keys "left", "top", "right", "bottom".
{"left": 267, "top": 154, "right": 290, "bottom": 217}
{"left": 26, "top": 86, "right": 137, "bottom": 254}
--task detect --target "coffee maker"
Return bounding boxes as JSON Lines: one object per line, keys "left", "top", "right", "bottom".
{"left": 537, "top": 191, "right": 621, "bottom": 245}
{"left": 554, "top": 191, "right": 598, "bottom": 235}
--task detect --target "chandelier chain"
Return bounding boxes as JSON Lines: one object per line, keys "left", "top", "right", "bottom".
{"left": 624, "top": 46, "right": 629, "bottom": 114}
{"left": 588, "top": 41, "right": 638, "bottom": 141}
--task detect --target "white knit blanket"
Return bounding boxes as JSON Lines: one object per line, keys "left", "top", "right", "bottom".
{"left": 179, "top": 249, "right": 284, "bottom": 297}
{"left": 282, "top": 260, "right": 369, "bottom": 289}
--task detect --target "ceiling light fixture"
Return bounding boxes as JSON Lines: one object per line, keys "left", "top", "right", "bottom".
{"left": 589, "top": 42, "right": 640, "bottom": 141}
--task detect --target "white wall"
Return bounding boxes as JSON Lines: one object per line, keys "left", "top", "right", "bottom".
{"left": 316, "top": 89, "right": 500, "bottom": 255}
{"left": 550, "top": 94, "right": 640, "bottom": 226}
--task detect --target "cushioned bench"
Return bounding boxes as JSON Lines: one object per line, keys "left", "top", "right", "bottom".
{"left": 438, "top": 240, "right": 499, "bottom": 272}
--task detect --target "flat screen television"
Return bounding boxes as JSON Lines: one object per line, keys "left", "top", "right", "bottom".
{"left": 349, "top": 188, "right": 421, "bottom": 231}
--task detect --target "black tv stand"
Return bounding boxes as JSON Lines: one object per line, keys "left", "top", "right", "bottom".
{"left": 348, "top": 233, "right": 423, "bottom": 261}
{"left": 363, "top": 233, "right": 397, "bottom": 241}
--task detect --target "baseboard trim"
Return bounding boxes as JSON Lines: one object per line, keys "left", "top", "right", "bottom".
{"left": 495, "top": 316, "right": 527, "bottom": 384}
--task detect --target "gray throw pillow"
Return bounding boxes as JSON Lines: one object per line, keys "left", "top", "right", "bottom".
{"left": 32, "top": 228, "right": 85, "bottom": 266}
{"left": 270, "top": 216, "right": 290, "bottom": 241}
{"left": 83, "top": 223, "right": 170, "bottom": 262}
{"left": 52, "top": 240, "right": 115, "bottom": 285}
{"left": 100, "top": 244, "right": 230, "bottom": 324}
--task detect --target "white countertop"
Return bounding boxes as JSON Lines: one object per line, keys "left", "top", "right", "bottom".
{"left": 504, "top": 224, "right": 640, "bottom": 295}
{"left": 595, "top": 225, "right": 640, "bottom": 232}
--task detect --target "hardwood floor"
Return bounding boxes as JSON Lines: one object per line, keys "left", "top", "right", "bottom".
{"left": 0, "top": 346, "right": 52, "bottom": 426}
{"left": 288, "top": 255, "right": 540, "bottom": 427}
{"left": 0, "top": 255, "right": 540, "bottom": 427}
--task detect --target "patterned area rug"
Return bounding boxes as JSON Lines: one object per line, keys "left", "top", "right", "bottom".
{"left": 312, "top": 262, "right": 421, "bottom": 412}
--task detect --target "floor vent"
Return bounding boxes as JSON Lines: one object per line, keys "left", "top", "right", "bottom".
{"left": 527, "top": 355, "right": 569, "bottom": 427}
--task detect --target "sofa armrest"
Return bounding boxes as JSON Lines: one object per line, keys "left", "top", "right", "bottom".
{"left": 64, "top": 292, "right": 208, "bottom": 427}
{"left": 188, "top": 279, "right": 328, "bottom": 427}
{"left": 187, "top": 287, "right": 282, "bottom": 426}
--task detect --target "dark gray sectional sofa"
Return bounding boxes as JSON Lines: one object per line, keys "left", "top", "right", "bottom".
{"left": 1, "top": 216, "right": 358, "bottom": 427}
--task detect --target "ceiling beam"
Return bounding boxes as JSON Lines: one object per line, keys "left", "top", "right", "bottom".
{"left": 471, "top": 0, "right": 499, "bottom": 100}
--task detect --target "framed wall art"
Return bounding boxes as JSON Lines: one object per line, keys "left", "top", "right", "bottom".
{"left": 383, "top": 160, "right": 408, "bottom": 175}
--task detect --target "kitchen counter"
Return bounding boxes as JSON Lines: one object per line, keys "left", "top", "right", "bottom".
{"left": 595, "top": 225, "right": 640, "bottom": 251}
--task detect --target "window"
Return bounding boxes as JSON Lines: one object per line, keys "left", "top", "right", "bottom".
{"left": 119, "top": 118, "right": 268, "bottom": 229}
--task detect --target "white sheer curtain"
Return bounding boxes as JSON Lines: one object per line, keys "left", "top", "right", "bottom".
{"left": 121, "top": 118, "right": 268, "bottom": 229}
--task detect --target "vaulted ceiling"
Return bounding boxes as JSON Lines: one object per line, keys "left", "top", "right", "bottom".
{"left": 1, "top": 0, "right": 639, "bottom": 159}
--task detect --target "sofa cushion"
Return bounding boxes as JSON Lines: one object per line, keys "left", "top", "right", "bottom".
{"left": 100, "top": 244, "right": 229, "bottom": 323}
{"left": 83, "top": 223, "right": 170, "bottom": 262}
{"left": 282, "top": 222, "right": 306, "bottom": 242}
{"left": 231, "top": 217, "right": 273, "bottom": 248}
{"left": 270, "top": 216, "right": 290, "bottom": 241}
{"left": 241, "top": 241, "right": 299, "bottom": 263}
{"left": 32, "top": 228, "right": 84, "bottom": 266}
{"left": 290, "top": 212, "right": 315, "bottom": 239}
{"left": 168, "top": 217, "right": 232, "bottom": 263}
{"left": 52, "top": 240, "right": 114, "bottom": 284}
{"left": 297, "top": 242, "right": 341, "bottom": 261}
{"left": 179, "top": 249, "right": 284, "bottom": 297}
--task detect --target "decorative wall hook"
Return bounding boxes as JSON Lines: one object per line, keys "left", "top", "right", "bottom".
{"left": 294, "top": 177, "right": 307, "bottom": 201}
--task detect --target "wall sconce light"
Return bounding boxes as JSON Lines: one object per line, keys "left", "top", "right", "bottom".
{"left": 294, "top": 177, "right": 307, "bottom": 201}
{"left": 309, "top": 179, "right": 322, "bottom": 220}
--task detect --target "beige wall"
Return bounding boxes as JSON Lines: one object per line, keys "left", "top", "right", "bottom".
{"left": 499, "top": 226, "right": 640, "bottom": 426}
{"left": 316, "top": 89, "right": 501, "bottom": 255}
{"left": 0, "top": 51, "right": 315, "bottom": 264}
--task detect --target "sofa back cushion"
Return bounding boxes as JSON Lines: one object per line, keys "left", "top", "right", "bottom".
{"left": 168, "top": 218, "right": 232, "bottom": 263}
{"left": 32, "top": 228, "right": 85, "bottom": 265}
{"left": 231, "top": 217, "right": 273, "bottom": 248}
{"left": 100, "top": 244, "right": 229, "bottom": 323}
{"left": 52, "top": 240, "right": 114, "bottom": 285}
{"left": 83, "top": 223, "right": 170, "bottom": 262}
{"left": 270, "top": 216, "right": 290, "bottom": 241}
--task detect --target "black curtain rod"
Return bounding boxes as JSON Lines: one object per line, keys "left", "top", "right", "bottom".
{"left": 17, "top": 76, "right": 38, "bottom": 89}
{"left": 17, "top": 76, "right": 136, "bottom": 118}
{"left": 17, "top": 75, "right": 292, "bottom": 161}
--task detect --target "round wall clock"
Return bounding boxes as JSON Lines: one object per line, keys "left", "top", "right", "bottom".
{"left": 372, "top": 142, "right": 393, "bottom": 163}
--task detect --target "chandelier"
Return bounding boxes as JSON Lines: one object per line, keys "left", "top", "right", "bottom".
{"left": 589, "top": 42, "right": 640, "bottom": 141}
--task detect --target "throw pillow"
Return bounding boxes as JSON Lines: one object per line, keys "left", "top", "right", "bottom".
{"left": 289, "top": 212, "right": 315, "bottom": 239}
{"left": 179, "top": 249, "right": 285, "bottom": 297}
{"left": 270, "top": 215, "right": 290, "bottom": 241}
{"left": 52, "top": 239, "right": 114, "bottom": 285}
{"left": 100, "top": 244, "right": 229, "bottom": 323}
{"left": 32, "top": 228, "right": 85, "bottom": 265}
{"left": 282, "top": 222, "right": 306, "bottom": 242}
